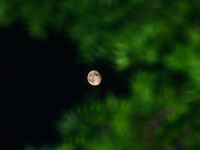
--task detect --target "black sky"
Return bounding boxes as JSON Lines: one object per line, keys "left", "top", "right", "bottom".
{"left": 0, "top": 24, "right": 128, "bottom": 150}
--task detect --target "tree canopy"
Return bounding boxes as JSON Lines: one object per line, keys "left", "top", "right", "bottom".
{"left": 1, "top": 0, "right": 200, "bottom": 149}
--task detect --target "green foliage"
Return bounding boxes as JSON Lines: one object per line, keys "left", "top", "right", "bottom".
{"left": 1, "top": 0, "right": 200, "bottom": 149}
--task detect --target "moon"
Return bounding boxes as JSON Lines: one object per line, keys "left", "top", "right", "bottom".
{"left": 87, "top": 70, "right": 102, "bottom": 86}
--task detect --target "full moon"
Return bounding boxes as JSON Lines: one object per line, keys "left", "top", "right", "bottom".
{"left": 87, "top": 70, "right": 102, "bottom": 86}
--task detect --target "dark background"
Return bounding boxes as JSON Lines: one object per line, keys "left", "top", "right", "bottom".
{"left": 0, "top": 24, "right": 128, "bottom": 150}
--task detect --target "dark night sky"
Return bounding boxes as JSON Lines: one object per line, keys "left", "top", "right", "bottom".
{"left": 0, "top": 24, "right": 128, "bottom": 150}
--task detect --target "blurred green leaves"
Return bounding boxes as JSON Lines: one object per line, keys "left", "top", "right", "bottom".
{"left": 1, "top": 0, "right": 200, "bottom": 149}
